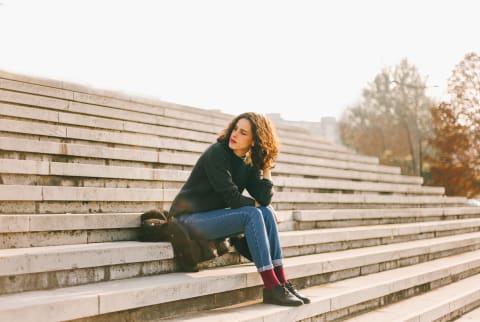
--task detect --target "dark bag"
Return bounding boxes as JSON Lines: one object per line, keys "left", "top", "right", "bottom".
{"left": 139, "top": 209, "right": 170, "bottom": 242}
{"left": 167, "top": 218, "right": 230, "bottom": 272}
{"left": 166, "top": 217, "right": 204, "bottom": 272}
{"left": 139, "top": 210, "right": 229, "bottom": 272}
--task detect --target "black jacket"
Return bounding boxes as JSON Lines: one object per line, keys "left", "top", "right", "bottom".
{"left": 169, "top": 140, "right": 274, "bottom": 218}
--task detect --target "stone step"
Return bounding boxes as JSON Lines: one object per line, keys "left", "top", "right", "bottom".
{"left": 280, "top": 218, "right": 480, "bottom": 254}
{"left": 0, "top": 136, "right": 192, "bottom": 165}
{"left": 0, "top": 210, "right": 294, "bottom": 248}
{"left": 0, "top": 101, "right": 215, "bottom": 143}
{"left": 0, "top": 242, "right": 174, "bottom": 294}
{"left": 1, "top": 209, "right": 478, "bottom": 249}
{"left": 272, "top": 191, "right": 465, "bottom": 206}
{"left": 0, "top": 185, "right": 169, "bottom": 201}
{"left": 279, "top": 152, "right": 398, "bottom": 174}
{"left": 0, "top": 117, "right": 209, "bottom": 153}
{"left": 0, "top": 116, "right": 372, "bottom": 167}
{"left": 0, "top": 81, "right": 234, "bottom": 133}
{"left": 2, "top": 220, "right": 480, "bottom": 294}
{"left": 0, "top": 213, "right": 140, "bottom": 233}
{"left": 0, "top": 98, "right": 351, "bottom": 157}
{"left": 0, "top": 137, "right": 421, "bottom": 183}
{"left": 274, "top": 176, "right": 440, "bottom": 194}
{"left": 0, "top": 85, "right": 352, "bottom": 153}
{"left": 342, "top": 273, "right": 480, "bottom": 322}
{"left": 453, "top": 305, "right": 480, "bottom": 321}
{"left": 3, "top": 207, "right": 477, "bottom": 235}
{"left": 0, "top": 219, "right": 480, "bottom": 276}
{"left": 3, "top": 217, "right": 479, "bottom": 274}
{"left": 2, "top": 244, "right": 480, "bottom": 322}
{"left": 0, "top": 135, "right": 382, "bottom": 178}
{"left": 0, "top": 89, "right": 220, "bottom": 137}
{"left": 0, "top": 72, "right": 351, "bottom": 150}
{"left": 0, "top": 158, "right": 188, "bottom": 182}
{"left": 0, "top": 209, "right": 291, "bottom": 231}
{"left": 0, "top": 226, "right": 138, "bottom": 249}
{"left": 0, "top": 159, "right": 440, "bottom": 194}
{"left": 0, "top": 71, "right": 358, "bottom": 152}
{"left": 0, "top": 185, "right": 466, "bottom": 214}
{"left": 159, "top": 258, "right": 480, "bottom": 322}
{"left": 294, "top": 206, "right": 480, "bottom": 229}
{"left": 0, "top": 213, "right": 141, "bottom": 248}
{"left": 274, "top": 162, "right": 422, "bottom": 185}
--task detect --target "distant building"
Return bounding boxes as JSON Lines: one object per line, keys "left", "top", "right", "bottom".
{"left": 267, "top": 113, "right": 341, "bottom": 144}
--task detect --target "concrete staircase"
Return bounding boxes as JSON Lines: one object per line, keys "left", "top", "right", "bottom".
{"left": 0, "top": 70, "right": 479, "bottom": 322}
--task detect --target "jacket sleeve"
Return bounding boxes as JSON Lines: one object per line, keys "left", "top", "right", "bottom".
{"left": 203, "top": 146, "right": 256, "bottom": 208}
{"left": 246, "top": 169, "right": 274, "bottom": 206}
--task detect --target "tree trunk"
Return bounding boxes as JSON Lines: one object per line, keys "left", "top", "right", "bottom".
{"left": 404, "top": 117, "right": 421, "bottom": 176}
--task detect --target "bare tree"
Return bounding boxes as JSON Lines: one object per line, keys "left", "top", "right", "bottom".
{"left": 340, "top": 58, "right": 435, "bottom": 176}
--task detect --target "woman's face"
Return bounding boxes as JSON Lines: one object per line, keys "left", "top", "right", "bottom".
{"left": 228, "top": 118, "right": 254, "bottom": 157}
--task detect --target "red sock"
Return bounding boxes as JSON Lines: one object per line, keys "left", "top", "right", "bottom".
{"left": 260, "top": 269, "right": 281, "bottom": 290}
{"left": 274, "top": 265, "right": 288, "bottom": 284}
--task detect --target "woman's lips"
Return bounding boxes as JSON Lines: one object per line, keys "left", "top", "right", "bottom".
{"left": 230, "top": 138, "right": 236, "bottom": 144}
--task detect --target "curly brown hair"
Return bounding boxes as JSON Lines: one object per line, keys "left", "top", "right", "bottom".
{"left": 217, "top": 112, "right": 279, "bottom": 170}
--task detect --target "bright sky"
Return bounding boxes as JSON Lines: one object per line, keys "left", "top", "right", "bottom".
{"left": 0, "top": 0, "right": 479, "bottom": 122}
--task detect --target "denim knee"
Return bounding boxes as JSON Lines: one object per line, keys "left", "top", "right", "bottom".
{"left": 243, "top": 206, "right": 264, "bottom": 224}
{"left": 259, "top": 207, "right": 275, "bottom": 223}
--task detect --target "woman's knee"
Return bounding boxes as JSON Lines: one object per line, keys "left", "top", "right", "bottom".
{"left": 259, "top": 206, "right": 276, "bottom": 224}
{"left": 243, "top": 206, "right": 264, "bottom": 223}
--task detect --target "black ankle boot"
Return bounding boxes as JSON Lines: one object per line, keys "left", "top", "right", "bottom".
{"left": 263, "top": 285, "right": 304, "bottom": 306}
{"left": 284, "top": 282, "right": 311, "bottom": 304}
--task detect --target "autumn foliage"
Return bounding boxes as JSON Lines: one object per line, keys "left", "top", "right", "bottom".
{"left": 428, "top": 53, "right": 480, "bottom": 197}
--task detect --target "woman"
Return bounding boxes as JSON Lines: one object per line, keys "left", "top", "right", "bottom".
{"left": 169, "top": 112, "right": 310, "bottom": 306}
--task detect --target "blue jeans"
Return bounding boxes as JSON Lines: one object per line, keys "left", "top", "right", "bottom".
{"left": 176, "top": 206, "right": 283, "bottom": 272}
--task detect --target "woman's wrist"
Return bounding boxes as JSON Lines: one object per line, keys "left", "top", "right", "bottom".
{"left": 262, "top": 168, "right": 271, "bottom": 180}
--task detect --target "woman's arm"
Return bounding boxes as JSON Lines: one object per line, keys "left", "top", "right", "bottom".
{"left": 248, "top": 166, "right": 274, "bottom": 206}
{"left": 247, "top": 169, "right": 273, "bottom": 206}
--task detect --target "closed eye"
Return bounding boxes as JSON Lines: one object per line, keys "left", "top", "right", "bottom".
{"left": 234, "top": 126, "right": 248, "bottom": 136}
